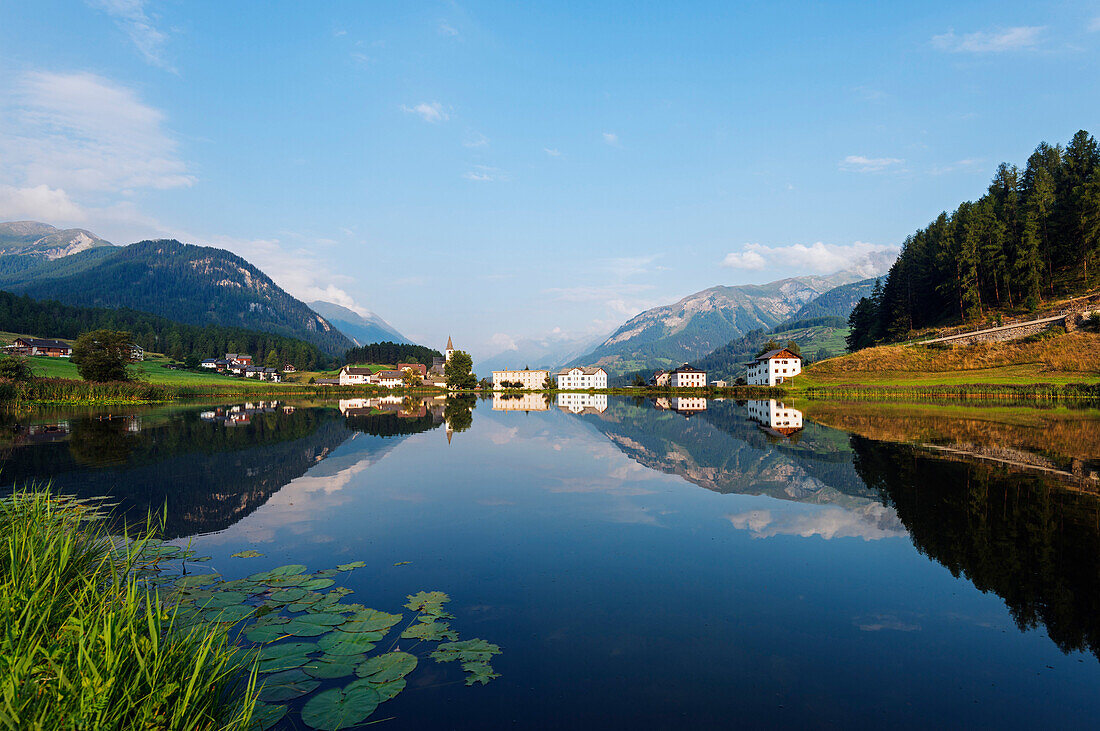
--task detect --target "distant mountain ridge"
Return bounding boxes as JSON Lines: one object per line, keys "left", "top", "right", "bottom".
{"left": 0, "top": 221, "right": 115, "bottom": 277}
{"left": 0, "top": 235, "right": 355, "bottom": 356}
{"left": 308, "top": 300, "right": 410, "bottom": 346}
{"left": 573, "top": 273, "right": 868, "bottom": 374}
{"left": 784, "top": 277, "right": 879, "bottom": 322}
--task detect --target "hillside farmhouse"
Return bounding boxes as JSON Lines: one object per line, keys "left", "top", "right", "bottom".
{"left": 747, "top": 349, "right": 801, "bottom": 387}
{"left": 7, "top": 338, "right": 72, "bottom": 357}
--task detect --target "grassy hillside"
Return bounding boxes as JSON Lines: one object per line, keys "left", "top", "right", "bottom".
{"left": 694, "top": 317, "right": 849, "bottom": 380}
{"left": 797, "top": 330, "right": 1100, "bottom": 388}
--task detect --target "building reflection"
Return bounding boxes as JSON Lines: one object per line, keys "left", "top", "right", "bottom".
{"left": 746, "top": 399, "right": 803, "bottom": 436}
{"left": 492, "top": 392, "right": 550, "bottom": 412}
{"left": 654, "top": 397, "right": 708, "bottom": 415}
{"left": 556, "top": 392, "right": 608, "bottom": 414}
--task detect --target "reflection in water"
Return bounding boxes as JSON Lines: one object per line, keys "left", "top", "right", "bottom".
{"left": 853, "top": 435, "right": 1100, "bottom": 659}
{"left": 653, "top": 396, "right": 707, "bottom": 414}
{"left": 746, "top": 399, "right": 804, "bottom": 437}
{"left": 492, "top": 392, "right": 550, "bottom": 411}
{"left": 556, "top": 392, "right": 608, "bottom": 414}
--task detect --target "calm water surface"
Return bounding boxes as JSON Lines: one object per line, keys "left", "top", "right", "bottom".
{"left": 4, "top": 395, "right": 1100, "bottom": 728}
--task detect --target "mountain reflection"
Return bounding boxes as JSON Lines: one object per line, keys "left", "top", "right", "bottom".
{"left": 0, "top": 401, "right": 443, "bottom": 538}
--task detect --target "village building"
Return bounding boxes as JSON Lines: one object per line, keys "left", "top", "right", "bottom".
{"left": 669, "top": 364, "right": 707, "bottom": 388}
{"left": 283, "top": 363, "right": 297, "bottom": 373}
{"left": 492, "top": 368, "right": 550, "bottom": 390}
{"left": 651, "top": 370, "right": 670, "bottom": 387}
{"left": 225, "top": 353, "right": 253, "bottom": 366}
{"left": 429, "top": 337, "right": 456, "bottom": 377}
{"left": 339, "top": 366, "right": 375, "bottom": 385}
{"left": 371, "top": 370, "right": 405, "bottom": 388}
{"left": 746, "top": 348, "right": 801, "bottom": 387}
{"left": 130, "top": 344, "right": 144, "bottom": 362}
{"left": 555, "top": 366, "right": 608, "bottom": 390}
{"left": 7, "top": 337, "right": 73, "bottom": 357}
{"left": 398, "top": 363, "right": 427, "bottom": 378}
{"left": 746, "top": 399, "right": 803, "bottom": 435}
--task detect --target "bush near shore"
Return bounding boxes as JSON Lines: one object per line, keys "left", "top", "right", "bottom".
{"left": 0, "top": 491, "right": 257, "bottom": 729}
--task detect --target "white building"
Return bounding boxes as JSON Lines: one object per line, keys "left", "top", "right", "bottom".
{"left": 747, "top": 348, "right": 802, "bottom": 386}
{"left": 339, "top": 366, "right": 374, "bottom": 385}
{"left": 746, "top": 399, "right": 803, "bottom": 435}
{"left": 492, "top": 369, "right": 550, "bottom": 390}
{"left": 371, "top": 370, "right": 404, "bottom": 387}
{"left": 555, "top": 366, "right": 608, "bottom": 390}
{"left": 556, "top": 392, "right": 608, "bottom": 414}
{"left": 669, "top": 364, "right": 707, "bottom": 388}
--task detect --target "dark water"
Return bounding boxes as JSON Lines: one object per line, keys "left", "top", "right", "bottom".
{"left": 4, "top": 395, "right": 1100, "bottom": 728}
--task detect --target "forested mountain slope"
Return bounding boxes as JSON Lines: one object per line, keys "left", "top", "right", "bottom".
{"left": 0, "top": 239, "right": 355, "bottom": 356}
{"left": 848, "top": 129, "right": 1100, "bottom": 350}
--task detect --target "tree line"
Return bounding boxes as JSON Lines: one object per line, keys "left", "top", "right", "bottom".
{"left": 848, "top": 129, "right": 1100, "bottom": 351}
{"left": 0, "top": 290, "right": 335, "bottom": 370}
{"left": 344, "top": 342, "right": 443, "bottom": 367}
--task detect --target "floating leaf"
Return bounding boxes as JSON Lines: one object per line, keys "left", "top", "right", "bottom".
{"left": 303, "top": 654, "right": 365, "bottom": 679}
{"left": 393, "top": 561, "right": 411, "bottom": 566}
{"left": 232, "top": 550, "right": 265, "bottom": 558}
{"left": 300, "top": 578, "right": 336, "bottom": 591}
{"left": 355, "top": 652, "right": 417, "bottom": 683}
{"left": 298, "top": 612, "right": 347, "bottom": 626}
{"left": 257, "top": 642, "right": 319, "bottom": 673}
{"left": 205, "top": 605, "right": 255, "bottom": 624}
{"left": 461, "top": 660, "right": 500, "bottom": 686}
{"left": 405, "top": 591, "right": 449, "bottom": 613}
{"left": 318, "top": 631, "right": 381, "bottom": 656}
{"left": 206, "top": 591, "right": 250, "bottom": 608}
{"left": 370, "top": 677, "right": 406, "bottom": 702}
{"left": 315, "top": 569, "right": 339, "bottom": 578}
{"left": 336, "top": 561, "right": 366, "bottom": 572}
{"left": 401, "top": 621, "right": 458, "bottom": 641}
{"left": 253, "top": 614, "right": 291, "bottom": 627}
{"left": 174, "top": 574, "right": 220, "bottom": 589}
{"left": 339, "top": 609, "right": 402, "bottom": 633}
{"left": 279, "top": 619, "right": 330, "bottom": 637}
{"left": 246, "top": 625, "right": 291, "bottom": 644}
{"left": 258, "top": 669, "right": 320, "bottom": 702}
{"left": 431, "top": 639, "right": 502, "bottom": 664}
{"left": 267, "top": 576, "right": 310, "bottom": 588}
{"left": 270, "top": 588, "right": 308, "bottom": 603}
{"left": 250, "top": 565, "right": 307, "bottom": 582}
{"left": 300, "top": 683, "right": 380, "bottom": 731}
{"left": 248, "top": 702, "right": 287, "bottom": 731}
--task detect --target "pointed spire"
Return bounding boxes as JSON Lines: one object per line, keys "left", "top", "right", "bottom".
{"left": 446, "top": 335, "right": 453, "bottom": 350}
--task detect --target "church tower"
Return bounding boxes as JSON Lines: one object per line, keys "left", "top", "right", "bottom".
{"left": 445, "top": 335, "right": 454, "bottom": 362}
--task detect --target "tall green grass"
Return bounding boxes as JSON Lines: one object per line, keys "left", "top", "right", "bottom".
{"left": 0, "top": 491, "right": 257, "bottom": 730}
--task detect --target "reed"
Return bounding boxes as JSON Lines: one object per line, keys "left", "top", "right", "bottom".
{"left": 0, "top": 491, "right": 257, "bottom": 730}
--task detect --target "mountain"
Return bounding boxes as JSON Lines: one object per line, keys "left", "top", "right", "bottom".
{"left": 307, "top": 300, "right": 410, "bottom": 346}
{"left": 784, "top": 277, "right": 878, "bottom": 322}
{"left": 694, "top": 316, "right": 849, "bottom": 380}
{"left": 0, "top": 221, "right": 115, "bottom": 258}
{"left": 0, "top": 238, "right": 354, "bottom": 356}
{"left": 573, "top": 273, "right": 865, "bottom": 374}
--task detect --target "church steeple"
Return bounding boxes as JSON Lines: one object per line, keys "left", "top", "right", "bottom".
{"left": 446, "top": 335, "right": 453, "bottom": 350}
{"left": 445, "top": 335, "right": 454, "bottom": 362}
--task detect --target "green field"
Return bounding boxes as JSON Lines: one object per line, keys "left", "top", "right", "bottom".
{"left": 26, "top": 355, "right": 276, "bottom": 388}
{"left": 793, "top": 363, "right": 1100, "bottom": 389}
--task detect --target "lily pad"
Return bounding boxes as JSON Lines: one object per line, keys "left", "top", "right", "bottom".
{"left": 431, "top": 638, "right": 502, "bottom": 664}
{"left": 369, "top": 677, "right": 406, "bottom": 702}
{"left": 257, "top": 653, "right": 312, "bottom": 674}
{"left": 405, "top": 590, "right": 449, "bottom": 612}
{"left": 257, "top": 642, "right": 318, "bottom": 671}
{"left": 246, "top": 624, "right": 292, "bottom": 644}
{"left": 253, "top": 614, "right": 291, "bottom": 626}
{"left": 205, "top": 591, "right": 250, "bottom": 608}
{"left": 301, "top": 683, "right": 381, "bottom": 731}
{"left": 270, "top": 588, "right": 308, "bottom": 603}
{"left": 393, "top": 561, "right": 411, "bottom": 566}
{"left": 315, "top": 569, "right": 339, "bottom": 578}
{"left": 460, "top": 660, "right": 500, "bottom": 686}
{"left": 174, "top": 574, "right": 220, "bottom": 589}
{"left": 249, "top": 564, "right": 307, "bottom": 582}
{"left": 279, "top": 619, "right": 332, "bottom": 637}
{"left": 401, "top": 620, "right": 458, "bottom": 641}
{"left": 318, "top": 631, "right": 382, "bottom": 656}
{"left": 355, "top": 652, "right": 417, "bottom": 683}
{"left": 298, "top": 612, "right": 347, "bottom": 626}
{"left": 339, "top": 608, "right": 402, "bottom": 633}
{"left": 300, "top": 578, "right": 336, "bottom": 591}
{"left": 258, "top": 669, "right": 320, "bottom": 702}
{"left": 232, "top": 550, "right": 265, "bottom": 558}
{"left": 303, "top": 654, "right": 365, "bottom": 679}
{"left": 205, "top": 605, "right": 256, "bottom": 624}
{"left": 336, "top": 561, "right": 366, "bottom": 571}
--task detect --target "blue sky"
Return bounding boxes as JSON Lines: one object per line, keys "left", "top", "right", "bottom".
{"left": 1, "top": 1, "right": 1098, "bottom": 359}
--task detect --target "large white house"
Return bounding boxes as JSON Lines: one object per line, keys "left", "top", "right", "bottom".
{"left": 555, "top": 366, "right": 608, "bottom": 390}
{"left": 669, "top": 364, "right": 707, "bottom": 388}
{"left": 339, "top": 366, "right": 374, "bottom": 385}
{"left": 492, "top": 369, "right": 550, "bottom": 390}
{"left": 747, "top": 348, "right": 802, "bottom": 386}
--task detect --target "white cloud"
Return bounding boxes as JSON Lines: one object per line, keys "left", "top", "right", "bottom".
{"left": 720, "top": 241, "right": 898, "bottom": 277}
{"left": 602, "top": 132, "right": 619, "bottom": 146}
{"left": 719, "top": 250, "right": 767, "bottom": 270}
{"left": 0, "top": 184, "right": 87, "bottom": 223}
{"left": 463, "top": 132, "right": 489, "bottom": 148}
{"left": 490, "top": 333, "right": 518, "bottom": 351}
{"left": 839, "top": 155, "right": 904, "bottom": 173}
{"left": 544, "top": 147, "right": 562, "bottom": 157}
{"left": 88, "top": 0, "right": 172, "bottom": 69}
{"left": 401, "top": 101, "right": 449, "bottom": 123}
{"left": 727, "top": 504, "right": 907, "bottom": 541}
{"left": 543, "top": 283, "right": 658, "bottom": 317}
{"left": 0, "top": 70, "right": 193, "bottom": 193}
{"left": 462, "top": 165, "right": 507, "bottom": 182}
{"left": 605, "top": 254, "right": 663, "bottom": 278}
{"left": 931, "top": 26, "right": 1044, "bottom": 53}
{"left": 929, "top": 158, "right": 985, "bottom": 175}
{"left": 438, "top": 21, "right": 459, "bottom": 36}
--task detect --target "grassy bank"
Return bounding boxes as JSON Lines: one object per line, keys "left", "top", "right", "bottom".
{"left": 0, "top": 491, "right": 256, "bottom": 729}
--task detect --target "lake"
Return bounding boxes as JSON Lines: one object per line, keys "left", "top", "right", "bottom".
{"left": 4, "top": 394, "right": 1100, "bottom": 728}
